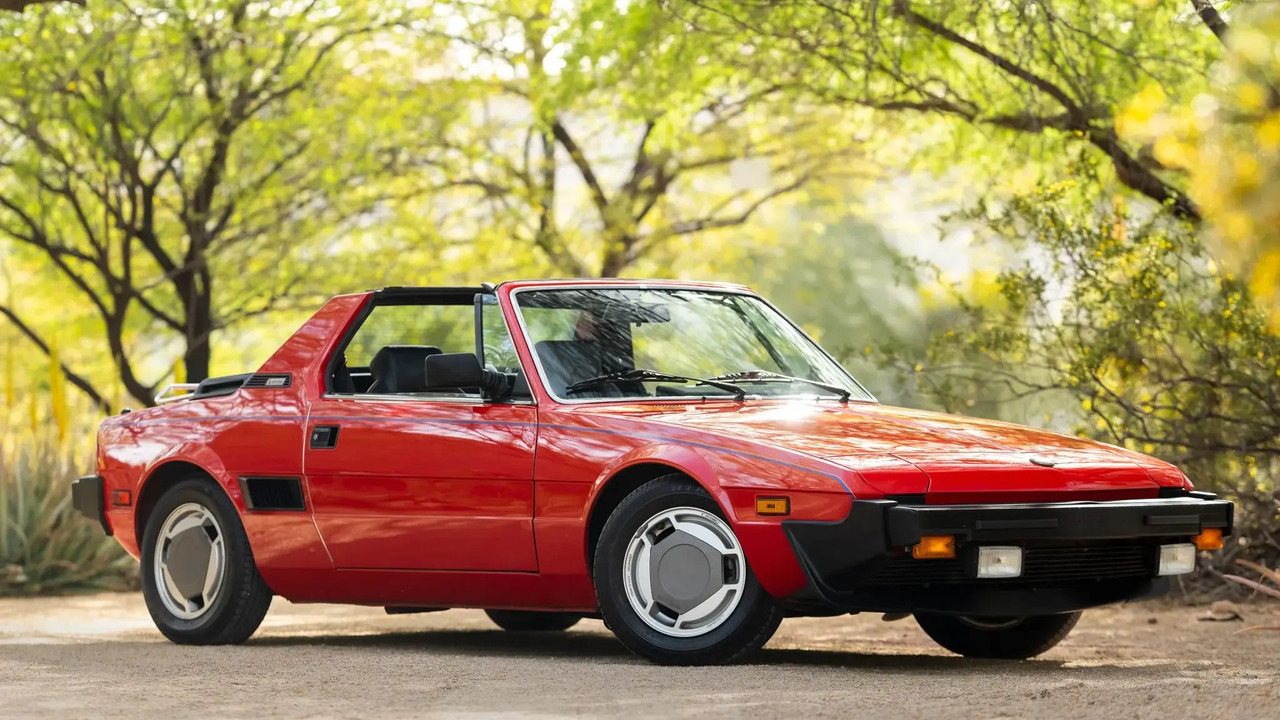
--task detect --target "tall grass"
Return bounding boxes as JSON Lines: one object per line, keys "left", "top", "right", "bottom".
{"left": 0, "top": 439, "right": 134, "bottom": 595}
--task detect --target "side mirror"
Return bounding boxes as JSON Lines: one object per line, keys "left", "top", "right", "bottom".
{"left": 424, "top": 353, "right": 484, "bottom": 390}
{"left": 424, "top": 353, "right": 510, "bottom": 399}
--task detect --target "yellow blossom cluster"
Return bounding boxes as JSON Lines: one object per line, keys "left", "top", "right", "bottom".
{"left": 1117, "top": 12, "right": 1280, "bottom": 330}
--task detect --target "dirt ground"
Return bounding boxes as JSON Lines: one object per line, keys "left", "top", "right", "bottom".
{"left": 0, "top": 593, "right": 1276, "bottom": 719}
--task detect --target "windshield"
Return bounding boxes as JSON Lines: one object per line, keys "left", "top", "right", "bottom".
{"left": 512, "top": 288, "right": 873, "bottom": 402}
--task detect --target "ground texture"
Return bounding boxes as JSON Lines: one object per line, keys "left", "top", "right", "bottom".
{"left": 0, "top": 593, "right": 1276, "bottom": 719}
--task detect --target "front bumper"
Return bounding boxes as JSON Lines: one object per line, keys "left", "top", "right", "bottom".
{"left": 782, "top": 492, "right": 1233, "bottom": 616}
{"left": 70, "top": 475, "right": 112, "bottom": 536}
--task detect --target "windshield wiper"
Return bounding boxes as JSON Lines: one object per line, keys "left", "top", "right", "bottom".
{"left": 565, "top": 368, "right": 746, "bottom": 400}
{"left": 706, "top": 370, "right": 851, "bottom": 402}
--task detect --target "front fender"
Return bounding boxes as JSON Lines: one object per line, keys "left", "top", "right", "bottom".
{"left": 588, "top": 441, "right": 844, "bottom": 600}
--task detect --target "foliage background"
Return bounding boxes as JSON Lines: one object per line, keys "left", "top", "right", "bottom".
{"left": 1, "top": 0, "right": 1276, "bottom": 596}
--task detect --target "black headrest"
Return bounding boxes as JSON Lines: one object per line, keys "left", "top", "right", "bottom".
{"left": 367, "top": 345, "right": 442, "bottom": 394}
{"left": 534, "top": 340, "right": 602, "bottom": 397}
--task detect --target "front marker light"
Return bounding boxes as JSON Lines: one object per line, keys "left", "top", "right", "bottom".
{"left": 976, "top": 546, "right": 1023, "bottom": 578}
{"left": 1158, "top": 543, "right": 1197, "bottom": 576}
{"left": 913, "top": 535, "right": 956, "bottom": 559}
{"left": 1193, "top": 527, "right": 1224, "bottom": 551}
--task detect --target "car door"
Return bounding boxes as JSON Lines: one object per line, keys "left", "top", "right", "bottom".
{"left": 303, "top": 290, "right": 539, "bottom": 572}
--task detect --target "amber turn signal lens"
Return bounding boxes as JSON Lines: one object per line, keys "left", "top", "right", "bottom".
{"left": 1193, "top": 527, "right": 1224, "bottom": 550}
{"left": 913, "top": 535, "right": 956, "bottom": 559}
{"left": 755, "top": 496, "right": 790, "bottom": 516}
{"left": 110, "top": 489, "right": 132, "bottom": 507}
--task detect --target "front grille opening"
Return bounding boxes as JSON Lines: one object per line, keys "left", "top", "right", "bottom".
{"left": 857, "top": 543, "right": 1157, "bottom": 588}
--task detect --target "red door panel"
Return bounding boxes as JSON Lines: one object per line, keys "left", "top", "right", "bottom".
{"left": 303, "top": 397, "right": 538, "bottom": 571}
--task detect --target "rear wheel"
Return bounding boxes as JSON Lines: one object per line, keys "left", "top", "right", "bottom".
{"left": 485, "top": 610, "right": 581, "bottom": 632}
{"left": 914, "top": 611, "right": 1082, "bottom": 659}
{"left": 140, "top": 476, "right": 272, "bottom": 645}
{"left": 593, "top": 476, "right": 782, "bottom": 665}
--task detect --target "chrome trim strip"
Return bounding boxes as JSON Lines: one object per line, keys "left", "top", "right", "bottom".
{"left": 320, "top": 393, "right": 535, "bottom": 406}
{"left": 507, "top": 284, "right": 877, "bottom": 406}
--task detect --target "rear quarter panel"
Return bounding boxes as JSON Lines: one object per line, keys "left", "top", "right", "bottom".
{"left": 95, "top": 295, "right": 366, "bottom": 586}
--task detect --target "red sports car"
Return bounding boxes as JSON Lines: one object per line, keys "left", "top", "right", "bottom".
{"left": 72, "top": 279, "right": 1233, "bottom": 665}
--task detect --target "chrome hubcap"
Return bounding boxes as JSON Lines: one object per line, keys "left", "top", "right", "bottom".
{"left": 153, "top": 503, "right": 225, "bottom": 620}
{"left": 622, "top": 506, "right": 746, "bottom": 637}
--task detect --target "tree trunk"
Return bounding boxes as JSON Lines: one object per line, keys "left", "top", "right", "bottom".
{"left": 182, "top": 267, "right": 213, "bottom": 382}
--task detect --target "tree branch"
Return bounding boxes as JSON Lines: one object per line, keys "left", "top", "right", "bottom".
{"left": 1190, "top": 0, "right": 1229, "bottom": 46}
{"left": 0, "top": 303, "right": 110, "bottom": 412}
{"left": 551, "top": 118, "right": 610, "bottom": 216}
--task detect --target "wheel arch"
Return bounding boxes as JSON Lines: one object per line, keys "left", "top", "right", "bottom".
{"left": 135, "top": 457, "right": 232, "bottom": 541}
{"left": 583, "top": 445, "right": 727, "bottom": 573}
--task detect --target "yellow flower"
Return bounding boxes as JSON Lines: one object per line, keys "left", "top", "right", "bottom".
{"left": 1237, "top": 82, "right": 1268, "bottom": 113}
{"left": 1258, "top": 113, "right": 1280, "bottom": 150}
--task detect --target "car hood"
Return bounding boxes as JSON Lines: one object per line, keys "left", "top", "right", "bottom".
{"left": 584, "top": 401, "right": 1182, "bottom": 500}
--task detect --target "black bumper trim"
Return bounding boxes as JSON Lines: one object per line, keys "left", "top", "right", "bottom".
{"left": 71, "top": 475, "right": 111, "bottom": 537}
{"left": 783, "top": 493, "right": 1233, "bottom": 615}
{"left": 882, "top": 495, "right": 1233, "bottom": 547}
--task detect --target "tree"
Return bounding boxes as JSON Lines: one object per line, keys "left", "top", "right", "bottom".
{"left": 1117, "top": 5, "right": 1280, "bottom": 330}
{"left": 0, "top": 0, "right": 421, "bottom": 407}
{"left": 387, "top": 0, "right": 860, "bottom": 278}
{"left": 0, "top": 0, "right": 77, "bottom": 13}
{"left": 675, "top": 0, "right": 1224, "bottom": 220}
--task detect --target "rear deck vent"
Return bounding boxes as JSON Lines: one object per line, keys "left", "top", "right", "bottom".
{"left": 239, "top": 477, "right": 306, "bottom": 511}
{"left": 244, "top": 373, "right": 292, "bottom": 388}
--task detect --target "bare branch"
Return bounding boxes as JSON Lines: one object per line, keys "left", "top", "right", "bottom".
{"left": 0, "top": 303, "right": 109, "bottom": 412}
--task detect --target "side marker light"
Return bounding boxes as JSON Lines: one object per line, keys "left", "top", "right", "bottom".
{"left": 755, "top": 497, "right": 790, "bottom": 516}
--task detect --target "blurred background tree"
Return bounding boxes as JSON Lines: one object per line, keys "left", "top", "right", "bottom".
{"left": 1116, "top": 4, "right": 1280, "bottom": 329}
{"left": 677, "top": 0, "right": 1216, "bottom": 218}
{"left": 0, "top": 0, "right": 436, "bottom": 407}
{"left": 369, "top": 0, "right": 866, "bottom": 279}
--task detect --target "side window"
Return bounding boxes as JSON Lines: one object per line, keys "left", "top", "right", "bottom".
{"left": 344, "top": 305, "right": 475, "bottom": 367}
{"left": 331, "top": 297, "right": 531, "bottom": 401}
{"left": 334, "top": 304, "right": 476, "bottom": 397}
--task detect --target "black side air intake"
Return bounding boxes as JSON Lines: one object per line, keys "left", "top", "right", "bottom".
{"left": 239, "top": 477, "right": 306, "bottom": 511}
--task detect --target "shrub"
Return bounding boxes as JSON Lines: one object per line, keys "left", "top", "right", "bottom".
{"left": 0, "top": 439, "right": 134, "bottom": 595}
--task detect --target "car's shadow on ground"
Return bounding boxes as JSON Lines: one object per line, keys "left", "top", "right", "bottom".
{"left": 248, "top": 628, "right": 1154, "bottom": 674}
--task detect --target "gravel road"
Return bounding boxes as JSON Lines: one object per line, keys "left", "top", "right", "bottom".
{"left": 1, "top": 593, "right": 1276, "bottom": 719}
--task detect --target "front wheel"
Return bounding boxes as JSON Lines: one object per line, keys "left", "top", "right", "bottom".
{"left": 485, "top": 610, "right": 581, "bottom": 632}
{"left": 593, "top": 476, "right": 782, "bottom": 665}
{"left": 914, "top": 611, "right": 1082, "bottom": 659}
{"left": 140, "top": 477, "right": 273, "bottom": 645}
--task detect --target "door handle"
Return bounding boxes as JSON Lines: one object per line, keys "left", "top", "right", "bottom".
{"left": 310, "top": 425, "right": 340, "bottom": 449}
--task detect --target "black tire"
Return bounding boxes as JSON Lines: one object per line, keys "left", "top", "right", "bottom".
{"left": 140, "top": 476, "right": 273, "bottom": 645}
{"left": 593, "top": 475, "right": 783, "bottom": 665}
{"left": 485, "top": 610, "right": 581, "bottom": 632}
{"left": 914, "top": 611, "right": 1082, "bottom": 659}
